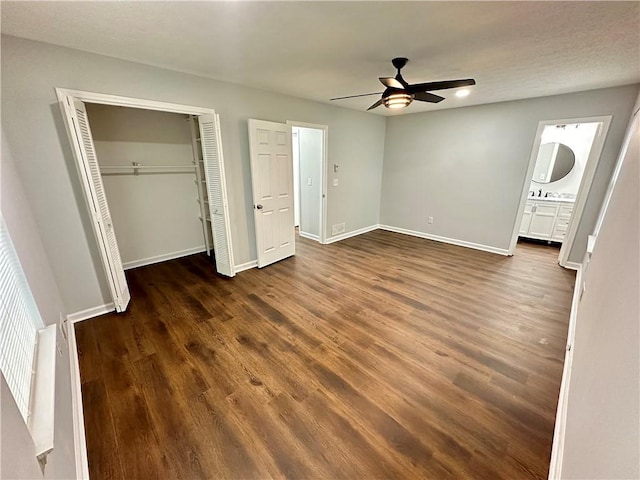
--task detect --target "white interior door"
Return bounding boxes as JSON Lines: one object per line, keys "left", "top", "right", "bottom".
{"left": 62, "top": 99, "right": 130, "bottom": 311}
{"left": 198, "top": 114, "right": 235, "bottom": 277}
{"left": 248, "top": 119, "right": 295, "bottom": 268}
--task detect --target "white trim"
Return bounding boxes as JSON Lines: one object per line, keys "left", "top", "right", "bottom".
{"left": 55, "top": 88, "right": 214, "bottom": 115}
{"left": 287, "top": 121, "right": 328, "bottom": 244}
{"left": 325, "top": 224, "right": 379, "bottom": 245}
{"left": 298, "top": 231, "right": 319, "bottom": 241}
{"left": 548, "top": 264, "right": 583, "bottom": 480}
{"left": 68, "top": 325, "right": 90, "bottom": 479}
{"left": 593, "top": 108, "right": 639, "bottom": 239}
{"left": 67, "top": 303, "right": 115, "bottom": 324}
{"left": 508, "top": 116, "right": 612, "bottom": 266}
{"left": 562, "top": 261, "right": 581, "bottom": 271}
{"left": 379, "top": 224, "right": 510, "bottom": 255}
{"left": 234, "top": 260, "right": 258, "bottom": 273}
{"left": 557, "top": 117, "right": 611, "bottom": 266}
{"left": 509, "top": 122, "right": 547, "bottom": 255}
{"left": 29, "top": 324, "right": 57, "bottom": 459}
{"left": 123, "top": 246, "right": 206, "bottom": 270}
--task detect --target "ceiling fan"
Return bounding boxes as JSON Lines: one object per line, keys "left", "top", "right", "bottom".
{"left": 330, "top": 57, "right": 476, "bottom": 111}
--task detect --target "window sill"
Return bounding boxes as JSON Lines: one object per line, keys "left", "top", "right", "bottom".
{"left": 28, "top": 323, "right": 57, "bottom": 462}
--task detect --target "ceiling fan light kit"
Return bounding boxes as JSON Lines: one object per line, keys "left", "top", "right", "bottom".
{"left": 383, "top": 92, "right": 414, "bottom": 109}
{"left": 330, "top": 57, "right": 476, "bottom": 112}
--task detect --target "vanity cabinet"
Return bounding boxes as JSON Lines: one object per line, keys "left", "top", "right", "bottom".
{"left": 519, "top": 199, "right": 574, "bottom": 242}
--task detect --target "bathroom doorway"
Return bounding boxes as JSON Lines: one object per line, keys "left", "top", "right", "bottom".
{"left": 509, "top": 116, "right": 611, "bottom": 268}
{"left": 289, "top": 121, "right": 328, "bottom": 243}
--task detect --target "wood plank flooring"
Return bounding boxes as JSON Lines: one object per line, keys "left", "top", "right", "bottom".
{"left": 75, "top": 231, "right": 575, "bottom": 479}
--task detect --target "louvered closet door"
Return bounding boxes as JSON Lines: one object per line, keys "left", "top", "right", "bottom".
{"left": 198, "top": 114, "right": 235, "bottom": 277}
{"left": 67, "top": 100, "right": 130, "bottom": 311}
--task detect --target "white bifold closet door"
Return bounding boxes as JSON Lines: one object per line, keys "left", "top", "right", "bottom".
{"left": 198, "top": 114, "right": 235, "bottom": 277}
{"left": 64, "top": 100, "right": 130, "bottom": 311}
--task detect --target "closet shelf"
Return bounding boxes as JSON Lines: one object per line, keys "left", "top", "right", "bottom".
{"left": 100, "top": 163, "right": 196, "bottom": 175}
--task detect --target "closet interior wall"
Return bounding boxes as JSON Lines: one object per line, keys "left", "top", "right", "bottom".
{"left": 85, "top": 104, "right": 207, "bottom": 269}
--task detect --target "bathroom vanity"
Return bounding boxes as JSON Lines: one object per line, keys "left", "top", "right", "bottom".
{"left": 519, "top": 197, "right": 574, "bottom": 242}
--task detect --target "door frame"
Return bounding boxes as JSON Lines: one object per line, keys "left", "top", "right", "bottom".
{"left": 55, "top": 88, "right": 236, "bottom": 304}
{"left": 287, "top": 121, "right": 328, "bottom": 244}
{"left": 508, "top": 115, "right": 612, "bottom": 267}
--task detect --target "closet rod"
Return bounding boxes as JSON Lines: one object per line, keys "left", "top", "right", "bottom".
{"left": 100, "top": 165, "right": 197, "bottom": 170}
{"left": 100, "top": 162, "right": 197, "bottom": 175}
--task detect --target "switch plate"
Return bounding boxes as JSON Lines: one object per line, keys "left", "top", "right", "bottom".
{"left": 428, "top": 216, "right": 434, "bottom": 224}
{"left": 307, "top": 178, "right": 312, "bottom": 186}
{"left": 333, "top": 178, "right": 339, "bottom": 187}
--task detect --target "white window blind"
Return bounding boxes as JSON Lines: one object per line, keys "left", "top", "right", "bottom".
{"left": 0, "top": 214, "right": 45, "bottom": 423}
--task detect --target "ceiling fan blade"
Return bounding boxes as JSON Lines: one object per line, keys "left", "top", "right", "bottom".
{"left": 414, "top": 91, "right": 445, "bottom": 103}
{"left": 367, "top": 99, "right": 384, "bottom": 111}
{"left": 379, "top": 77, "right": 404, "bottom": 89}
{"left": 407, "top": 78, "right": 476, "bottom": 93}
{"left": 330, "top": 92, "right": 383, "bottom": 101}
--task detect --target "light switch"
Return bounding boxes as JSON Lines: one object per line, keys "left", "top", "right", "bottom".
{"left": 333, "top": 178, "right": 339, "bottom": 187}
{"left": 307, "top": 178, "right": 312, "bottom": 186}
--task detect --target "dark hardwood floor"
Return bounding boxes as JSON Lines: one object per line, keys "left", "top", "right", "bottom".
{"left": 76, "top": 231, "right": 575, "bottom": 479}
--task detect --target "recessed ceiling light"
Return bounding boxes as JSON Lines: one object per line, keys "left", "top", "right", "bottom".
{"left": 456, "top": 89, "right": 470, "bottom": 98}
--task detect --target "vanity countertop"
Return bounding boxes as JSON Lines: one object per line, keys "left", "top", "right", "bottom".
{"left": 528, "top": 196, "right": 575, "bottom": 203}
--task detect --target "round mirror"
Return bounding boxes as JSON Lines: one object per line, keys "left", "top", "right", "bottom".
{"left": 532, "top": 142, "right": 575, "bottom": 184}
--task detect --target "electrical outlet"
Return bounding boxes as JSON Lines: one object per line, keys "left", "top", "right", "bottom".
{"left": 428, "top": 216, "right": 434, "bottom": 224}
{"left": 58, "top": 312, "right": 68, "bottom": 343}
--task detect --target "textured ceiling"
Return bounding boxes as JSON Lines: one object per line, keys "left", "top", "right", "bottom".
{"left": 2, "top": 1, "right": 639, "bottom": 116}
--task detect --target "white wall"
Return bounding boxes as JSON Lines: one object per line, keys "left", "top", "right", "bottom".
{"left": 381, "top": 85, "right": 639, "bottom": 261}
{"left": 530, "top": 122, "right": 599, "bottom": 196}
{"left": 85, "top": 104, "right": 205, "bottom": 267}
{"left": 1, "top": 35, "right": 386, "bottom": 314}
{"left": 297, "top": 127, "right": 323, "bottom": 238}
{"left": 0, "top": 132, "right": 77, "bottom": 479}
{"left": 560, "top": 100, "right": 639, "bottom": 479}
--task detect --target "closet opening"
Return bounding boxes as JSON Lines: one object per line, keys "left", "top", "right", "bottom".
{"left": 57, "top": 89, "right": 235, "bottom": 313}
{"left": 85, "top": 104, "right": 212, "bottom": 269}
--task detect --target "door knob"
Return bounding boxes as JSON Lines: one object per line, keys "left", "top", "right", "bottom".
{"left": 256, "top": 204, "right": 263, "bottom": 210}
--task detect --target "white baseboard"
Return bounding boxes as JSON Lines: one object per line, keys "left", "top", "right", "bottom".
{"left": 299, "top": 231, "right": 320, "bottom": 241}
{"left": 378, "top": 224, "right": 510, "bottom": 256}
{"left": 234, "top": 260, "right": 258, "bottom": 273}
{"left": 325, "top": 224, "right": 379, "bottom": 245}
{"left": 562, "top": 261, "right": 581, "bottom": 271}
{"left": 548, "top": 265, "right": 582, "bottom": 479}
{"left": 123, "top": 246, "right": 206, "bottom": 270}
{"left": 68, "top": 325, "right": 89, "bottom": 479}
{"left": 67, "top": 303, "right": 115, "bottom": 324}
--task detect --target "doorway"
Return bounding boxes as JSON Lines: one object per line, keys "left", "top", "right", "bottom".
{"left": 509, "top": 116, "right": 611, "bottom": 267}
{"left": 288, "top": 121, "right": 327, "bottom": 244}
{"left": 56, "top": 88, "right": 235, "bottom": 312}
